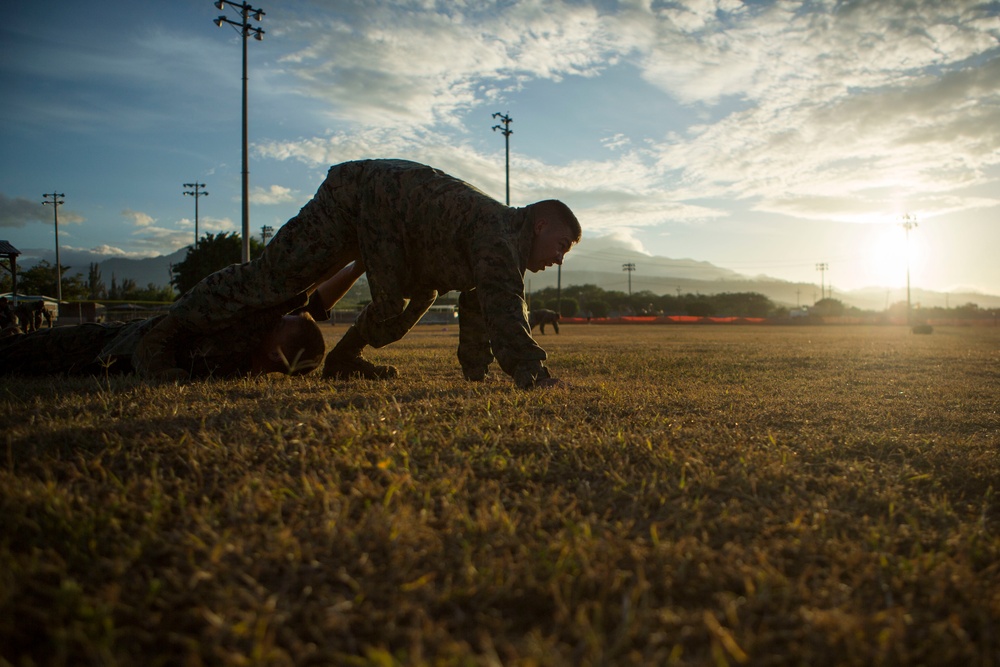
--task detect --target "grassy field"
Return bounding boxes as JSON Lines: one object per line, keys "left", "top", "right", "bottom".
{"left": 2, "top": 323, "right": 998, "bottom": 666}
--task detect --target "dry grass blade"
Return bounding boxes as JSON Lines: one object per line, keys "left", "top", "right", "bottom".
{"left": 2, "top": 324, "right": 998, "bottom": 666}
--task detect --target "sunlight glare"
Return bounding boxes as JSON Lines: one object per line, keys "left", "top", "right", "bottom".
{"left": 861, "top": 223, "right": 926, "bottom": 289}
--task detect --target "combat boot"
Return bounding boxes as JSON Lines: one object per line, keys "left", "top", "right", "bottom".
{"left": 322, "top": 325, "right": 398, "bottom": 380}
{"left": 323, "top": 354, "right": 399, "bottom": 380}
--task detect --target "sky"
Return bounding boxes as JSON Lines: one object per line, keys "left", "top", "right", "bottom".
{"left": 2, "top": 0, "right": 999, "bottom": 298}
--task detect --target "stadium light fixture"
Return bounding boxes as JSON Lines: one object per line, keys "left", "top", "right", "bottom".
{"left": 212, "top": 0, "right": 265, "bottom": 264}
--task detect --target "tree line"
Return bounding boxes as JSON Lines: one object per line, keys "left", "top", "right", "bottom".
{"left": 0, "top": 259, "right": 174, "bottom": 303}
{"left": 0, "top": 232, "right": 256, "bottom": 304}
{"left": 526, "top": 285, "right": 784, "bottom": 318}
{"left": 4, "top": 233, "right": 997, "bottom": 321}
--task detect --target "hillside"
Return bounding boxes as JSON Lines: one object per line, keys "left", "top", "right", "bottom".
{"left": 75, "top": 246, "right": 1000, "bottom": 311}
{"left": 100, "top": 247, "right": 188, "bottom": 288}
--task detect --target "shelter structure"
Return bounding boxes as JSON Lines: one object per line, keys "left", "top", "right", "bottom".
{"left": 0, "top": 241, "right": 21, "bottom": 300}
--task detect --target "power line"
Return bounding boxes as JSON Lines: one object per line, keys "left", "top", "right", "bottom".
{"left": 41, "top": 191, "right": 65, "bottom": 301}
{"left": 491, "top": 112, "right": 512, "bottom": 206}
{"left": 815, "top": 262, "right": 828, "bottom": 301}
{"left": 183, "top": 182, "right": 208, "bottom": 249}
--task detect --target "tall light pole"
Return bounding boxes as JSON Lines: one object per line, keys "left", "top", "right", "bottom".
{"left": 815, "top": 262, "right": 828, "bottom": 302}
{"left": 42, "top": 192, "right": 64, "bottom": 302}
{"left": 491, "top": 112, "right": 512, "bottom": 206}
{"left": 900, "top": 213, "right": 918, "bottom": 326}
{"left": 493, "top": 111, "right": 534, "bottom": 313}
{"left": 183, "top": 182, "right": 209, "bottom": 249}
{"left": 261, "top": 224, "right": 273, "bottom": 245}
{"left": 214, "top": 0, "right": 265, "bottom": 264}
{"left": 623, "top": 262, "right": 636, "bottom": 297}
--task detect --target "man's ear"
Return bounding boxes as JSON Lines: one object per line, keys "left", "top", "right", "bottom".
{"left": 534, "top": 216, "right": 548, "bottom": 234}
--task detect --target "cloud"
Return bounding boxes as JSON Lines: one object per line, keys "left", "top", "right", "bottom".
{"left": 126, "top": 225, "right": 199, "bottom": 253}
{"left": 257, "top": 128, "right": 726, "bottom": 238}
{"left": 14, "top": 244, "right": 169, "bottom": 270}
{"left": 577, "top": 230, "right": 649, "bottom": 255}
{"left": 125, "top": 216, "right": 237, "bottom": 255}
{"left": 0, "top": 194, "right": 47, "bottom": 228}
{"left": 122, "top": 209, "right": 155, "bottom": 228}
{"left": 256, "top": 0, "right": 999, "bottom": 237}
{"left": 601, "top": 134, "right": 631, "bottom": 151}
{"left": 271, "top": 1, "right": 625, "bottom": 128}
{"left": 635, "top": 0, "right": 1000, "bottom": 223}
{"left": 0, "top": 193, "right": 84, "bottom": 227}
{"left": 249, "top": 0, "right": 1000, "bottom": 280}
{"left": 198, "top": 217, "right": 237, "bottom": 234}
{"left": 87, "top": 244, "right": 132, "bottom": 257}
{"left": 250, "top": 185, "right": 298, "bottom": 205}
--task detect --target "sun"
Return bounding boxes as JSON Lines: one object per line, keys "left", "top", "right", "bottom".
{"left": 860, "top": 224, "right": 925, "bottom": 289}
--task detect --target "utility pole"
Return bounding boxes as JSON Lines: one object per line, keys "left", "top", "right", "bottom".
{"left": 493, "top": 111, "right": 537, "bottom": 312}
{"left": 261, "top": 224, "right": 274, "bottom": 245}
{"left": 556, "top": 265, "right": 562, "bottom": 318}
{"left": 796, "top": 288, "right": 801, "bottom": 308}
{"left": 42, "top": 191, "right": 64, "bottom": 302}
{"left": 900, "top": 213, "right": 918, "bottom": 326}
{"left": 491, "top": 112, "right": 512, "bottom": 206}
{"left": 183, "top": 182, "right": 208, "bottom": 248}
{"left": 214, "top": 0, "right": 265, "bottom": 264}
{"left": 815, "top": 263, "right": 828, "bottom": 302}
{"left": 623, "top": 262, "right": 636, "bottom": 297}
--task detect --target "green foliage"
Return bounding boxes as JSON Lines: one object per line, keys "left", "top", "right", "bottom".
{"left": 102, "top": 275, "right": 173, "bottom": 302}
{"left": 7, "top": 259, "right": 88, "bottom": 300}
{"left": 529, "top": 284, "right": 783, "bottom": 317}
{"left": 685, "top": 297, "right": 714, "bottom": 317}
{"left": 557, "top": 296, "right": 578, "bottom": 317}
{"left": 812, "top": 297, "right": 846, "bottom": 317}
{"left": 586, "top": 299, "right": 610, "bottom": 318}
{"left": 170, "top": 232, "right": 264, "bottom": 296}
{"left": 1, "top": 259, "right": 174, "bottom": 303}
{"left": 87, "top": 263, "right": 106, "bottom": 300}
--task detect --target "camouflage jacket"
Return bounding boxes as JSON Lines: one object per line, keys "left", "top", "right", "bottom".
{"left": 335, "top": 160, "right": 549, "bottom": 388}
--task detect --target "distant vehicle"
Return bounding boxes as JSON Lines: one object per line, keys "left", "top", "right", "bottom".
{"left": 419, "top": 304, "right": 458, "bottom": 325}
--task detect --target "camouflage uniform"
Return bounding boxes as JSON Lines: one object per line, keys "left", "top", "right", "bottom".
{"left": 0, "top": 310, "right": 285, "bottom": 377}
{"left": 165, "top": 159, "right": 556, "bottom": 388}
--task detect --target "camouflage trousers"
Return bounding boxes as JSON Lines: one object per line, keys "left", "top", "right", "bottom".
{"left": 0, "top": 323, "right": 131, "bottom": 375}
{"left": 168, "top": 163, "right": 432, "bottom": 349}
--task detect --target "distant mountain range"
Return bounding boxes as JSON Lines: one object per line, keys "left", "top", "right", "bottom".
{"left": 83, "top": 246, "right": 1000, "bottom": 311}
{"left": 96, "top": 248, "right": 188, "bottom": 288}
{"left": 535, "top": 245, "right": 1000, "bottom": 311}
